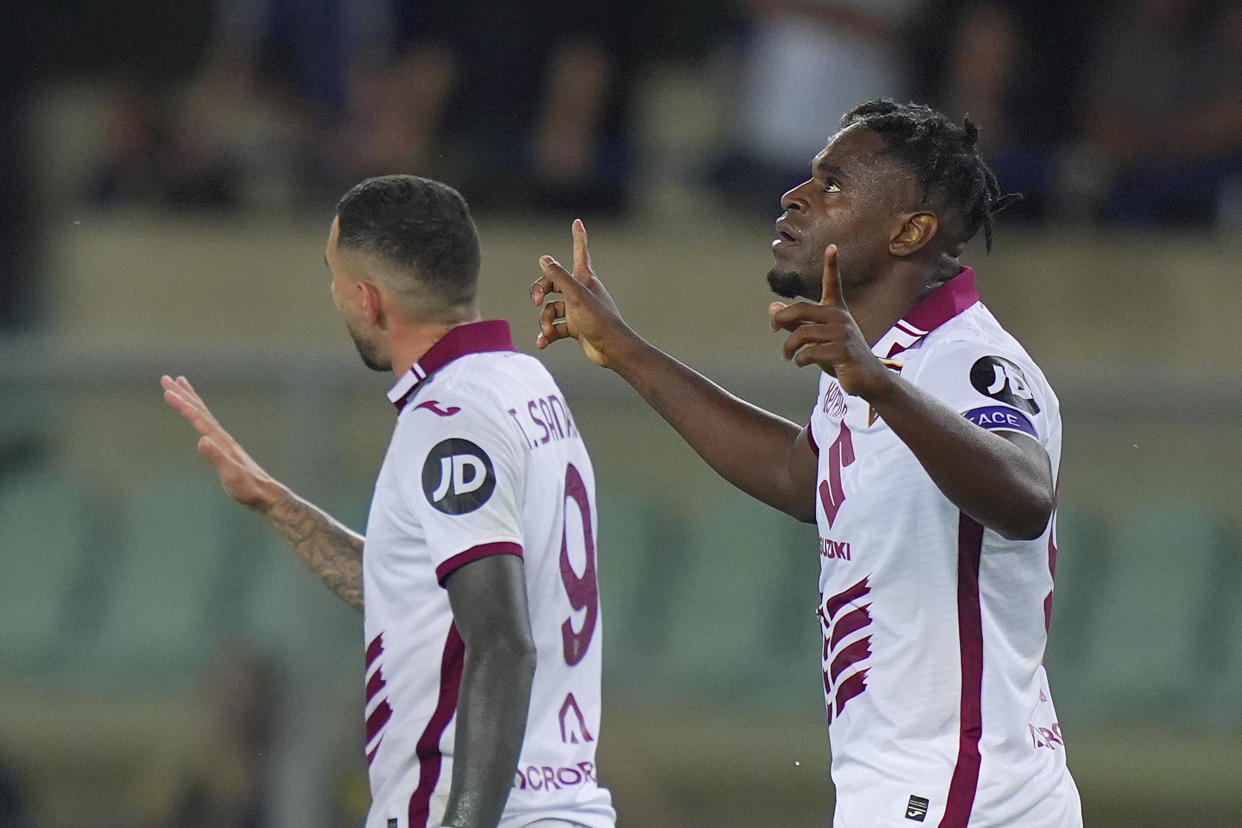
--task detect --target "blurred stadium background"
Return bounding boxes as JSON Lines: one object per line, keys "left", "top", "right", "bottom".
{"left": 3, "top": 1, "right": 1242, "bottom": 826}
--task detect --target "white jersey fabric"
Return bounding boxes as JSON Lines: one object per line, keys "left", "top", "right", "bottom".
{"left": 807, "top": 270, "right": 1082, "bottom": 827}
{"left": 361, "top": 320, "right": 615, "bottom": 828}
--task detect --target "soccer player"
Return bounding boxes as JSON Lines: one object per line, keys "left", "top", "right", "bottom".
{"left": 529, "top": 100, "right": 1082, "bottom": 826}
{"left": 162, "top": 175, "right": 615, "bottom": 828}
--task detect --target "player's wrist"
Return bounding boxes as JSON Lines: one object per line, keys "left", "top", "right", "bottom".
{"left": 855, "top": 360, "right": 901, "bottom": 406}
{"left": 250, "top": 477, "right": 288, "bottom": 515}
{"left": 601, "top": 325, "right": 652, "bottom": 375}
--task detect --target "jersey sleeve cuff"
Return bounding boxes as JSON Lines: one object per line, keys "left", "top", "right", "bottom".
{"left": 436, "top": 541, "right": 524, "bottom": 586}
{"left": 806, "top": 421, "right": 820, "bottom": 456}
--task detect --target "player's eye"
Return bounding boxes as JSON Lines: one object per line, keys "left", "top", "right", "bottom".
{"left": 823, "top": 180, "right": 841, "bottom": 194}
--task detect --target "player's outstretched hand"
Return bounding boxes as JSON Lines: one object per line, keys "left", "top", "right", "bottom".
{"left": 768, "top": 244, "right": 893, "bottom": 400}
{"left": 529, "top": 219, "right": 635, "bottom": 370}
{"left": 160, "top": 375, "right": 283, "bottom": 512}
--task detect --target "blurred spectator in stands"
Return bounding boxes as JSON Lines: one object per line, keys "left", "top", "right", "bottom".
{"left": 134, "top": 638, "right": 280, "bottom": 827}
{"left": 91, "top": 0, "right": 400, "bottom": 210}
{"left": 0, "top": 0, "right": 51, "bottom": 478}
{"left": 90, "top": 0, "right": 648, "bottom": 215}
{"left": 709, "top": 0, "right": 914, "bottom": 214}
{"left": 904, "top": 0, "right": 1097, "bottom": 223}
{"left": 1066, "top": 0, "right": 1242, "bottom": 228}
{"left": 0, "top": 757, "right": 32, "bottom": 827}
{"left": 0, "top": 0, "right": 44, "bottom": 332}
{"left": 414, "top": 1, "right": 646, "bottom": 216}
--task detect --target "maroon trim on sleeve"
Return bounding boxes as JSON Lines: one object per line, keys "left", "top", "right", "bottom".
{"left": 435, "top": 541, "right": 524, "bottom": 586}
{"left": 806, "top": 421, "right": 820, "bottom": 456}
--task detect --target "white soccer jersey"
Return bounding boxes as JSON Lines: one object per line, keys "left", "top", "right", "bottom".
{"left": 807, "top": 270, "right": 1082, "bottom": 827}
{"left": 361, "top": 320, "right": 615, "bottom": 828}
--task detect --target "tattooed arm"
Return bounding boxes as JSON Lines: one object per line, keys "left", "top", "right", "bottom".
{"left": 263, "top": 489, "right": 364, "bottom": 609}
{"left": 161, "top": 375, "right": 364, "bottom": 610}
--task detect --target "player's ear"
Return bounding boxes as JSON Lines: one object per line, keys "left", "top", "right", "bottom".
{"left": 889, "top": 211, "right": 938, "bottom": 258}
{"left": 358, "top": 280, "right": 384, "bottom": 325}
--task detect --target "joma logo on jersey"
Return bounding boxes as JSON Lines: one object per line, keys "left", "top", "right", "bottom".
{"left": 413, "top": 400, "right": 461, "bottom": 417}
{"left": 905, "top": 794, "right": 930, "bottom": 822}
{"left": 421, "top": 438, "right": 496, "bottom": 514}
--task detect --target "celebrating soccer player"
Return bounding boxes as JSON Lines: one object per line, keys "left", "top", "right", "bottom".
{"left": 164, "top": 176, "right": 615, "bottom": 828}
{"left": 530, "top": 100, "right": 1082, "bottom": 826}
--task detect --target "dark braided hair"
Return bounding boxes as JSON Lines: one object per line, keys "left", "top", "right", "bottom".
{"left": 841, "top": 99, "right": 1021, "bottom": 253}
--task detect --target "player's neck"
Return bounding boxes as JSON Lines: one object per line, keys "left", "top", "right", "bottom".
{"left": 388, "top": 310, "right": 484, "bottom": 379}
{"left": 851, "top": 263, "right": 951, "bottom": 347}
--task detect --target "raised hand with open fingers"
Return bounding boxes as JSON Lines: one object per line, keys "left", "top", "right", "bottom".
{"left": 529, "top": 218, "right": 635, "bottom": 370}
{"left": 767, "top": 244, "right": 893, "bottom": 400}
{"left": 160, "top": 374, "right": 282, "bottom": 512}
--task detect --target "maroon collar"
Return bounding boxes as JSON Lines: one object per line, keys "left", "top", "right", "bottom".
{"left": 387, "top": 320, "right": 515, "bottom": 412}
{"left": 872, "top": 267, "right": 980, "bottom": 359}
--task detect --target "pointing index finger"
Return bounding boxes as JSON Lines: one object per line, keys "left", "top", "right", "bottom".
{"left": 820, "top": 244, "right": 845, "bottom": 308}
{"left": 571, "top": 219, "right": 595, "bottom": 286}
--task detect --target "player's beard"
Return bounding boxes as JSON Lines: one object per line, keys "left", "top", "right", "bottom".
{"left": 767, "top": 267, "right": 818, "bottom": 301}
{"left": 345, "top": 321, "right": 391, "bottom": 372}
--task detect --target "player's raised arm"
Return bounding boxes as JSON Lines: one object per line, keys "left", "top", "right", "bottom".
{"left": 440, "top": 554, "right": 536, "bottom": 828}
{"left": 530, "top": 221, "right": 818, "bottom": 522}
{"left": 161, "top": 374, "right": 366, "bottom": 609}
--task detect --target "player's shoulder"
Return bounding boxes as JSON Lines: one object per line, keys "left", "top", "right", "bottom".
{"left": 908, "top": 303, "right": 1059, "bottom": 410}
{"left": 396, "top": 371, "right": 510, "bottom": 440}
{"left": 918, "top": 304, "right": 1042, "bottom": 373}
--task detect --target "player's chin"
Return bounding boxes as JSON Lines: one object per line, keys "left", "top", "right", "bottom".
{"left": 766, "top": 268, "right": 818, "bottom": 301}
{"left": 355, "top": 341, "right": 393, "bottom": 373}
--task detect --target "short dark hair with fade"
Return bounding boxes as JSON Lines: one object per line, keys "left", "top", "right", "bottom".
{"left": 335, "top": 175, "right": 481, "bottom": 309}
{"left": 841, "top": 99, "right": 1021, "bottom": 253}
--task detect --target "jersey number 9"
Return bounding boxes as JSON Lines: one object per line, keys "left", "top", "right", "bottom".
{"left": 559, "top": 463, "right": 598, "bottom": 666}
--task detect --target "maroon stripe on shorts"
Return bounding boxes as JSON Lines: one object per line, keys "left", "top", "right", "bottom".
{"left": 938, "top": 514, "right": 985, "bottom": 828}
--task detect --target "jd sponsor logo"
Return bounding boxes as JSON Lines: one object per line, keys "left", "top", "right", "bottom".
{"left": 969, "top": 355, "right": 1039, "bottom": 414}
{"left": 422, "top": 438, "right": 496, "bottom": 514}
